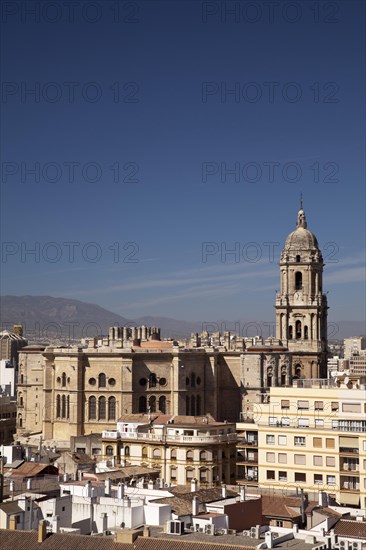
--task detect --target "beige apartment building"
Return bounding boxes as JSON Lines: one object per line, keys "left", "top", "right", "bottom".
{"left": 255, "top": 373, "right": 366, "bottom": 508}
{"left": 102, "top": 414, "right": 238, "bottom": 486}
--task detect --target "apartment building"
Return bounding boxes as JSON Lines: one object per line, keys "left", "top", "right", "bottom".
{"left": 102, "top": 414, "right": 237, "bottom": 486}
{"left": 256, "top": 374, "right": 366, "bottom": 508}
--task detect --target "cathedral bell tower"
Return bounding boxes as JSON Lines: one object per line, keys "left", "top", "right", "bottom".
{"left": 275, "top": 201, "right": 328, "bottom": 379}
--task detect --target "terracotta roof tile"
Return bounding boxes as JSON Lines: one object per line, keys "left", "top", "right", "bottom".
{"left": 334, "top": 519, "right": 366, "bottom": 539}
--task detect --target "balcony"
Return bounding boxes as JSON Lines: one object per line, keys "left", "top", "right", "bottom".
{"left": 339, "top": 447, "right": 359, "bottom": 455}
{"left": 102, "top": 430, "right": 237, "bottom": 444}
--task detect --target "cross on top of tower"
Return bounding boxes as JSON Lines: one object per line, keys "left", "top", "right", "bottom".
{"left": 297, "top": 195, "right": 307, "bottom": 229}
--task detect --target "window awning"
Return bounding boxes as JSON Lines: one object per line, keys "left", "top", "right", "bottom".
{"left": 339, "top": 493, "right": 360, "bottom": 506}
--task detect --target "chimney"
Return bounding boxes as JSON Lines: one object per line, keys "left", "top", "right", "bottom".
{"left": 143, "top": 526, "right": 150, "bottom": 537}
{"left": 318, "top": 491, "right": 328, "bottom": 507}
{"left": 221, "top": 484, "right": 227, "bottom": 499}
{"left": 85, "top": 480, "right": 92, "bottom": 498}
{"left": 240, "top": 485, "right": 245, "bottom": 502}
{"left": 10, "top": 480, "right": 14, "bottom": 494}
{"left": 9, "top": 516, "right": 17, "bottom": 530}
{"left": 190, "top": 478, "right": 198, "bottom": 493}
{"left": 192, "top": 495, "right": 199, "bottom": 516}
{"left": 52, "top": 515, "right": 60, "bottom": 533}
{"left": 63, "top": 473, "right": 68, "bottom": 482}
{"left": 38, "top": 520, "right": 47, "bottom": 543}
{"left": 26, "top": 478, "right": 32, "bottom": 490}
{"left": 101, "top": 512, "right": 108, "bottom": 533}
{"left": 159, "top": 478, "right": 164, "bottom": 489}
{"left": 117, "top": 482, "right": 124, "bottom": 500}
{"left": 147, "top": 480, "right": 154, "bottom": 490}
{"left": 78, "top": 471, "right": 84, "bottom": 481}
{"left": 105, "top": 478, "right": 112, "bottom": 496}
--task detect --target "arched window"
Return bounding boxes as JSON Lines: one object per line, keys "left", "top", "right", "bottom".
{"left": 18, "top": 393, "right": 23, "bottom": 407}
{"left": 196, "top": 395, "right": 201, "bottom": 415}
{"left": 267, "top": 368, "right": 273, "bottom": 387}
{"left": 62, "top": 372, "right": 66, "bottom": 387}
{"left": 281, "top": 367, "right": 287, "bottom": 386}
{"left": 294, "top": 364, "right": 302, "bottom": 379}
{"left": 149, "top": 395, "right": 156, "bottom": 413}
{"left": 66, "top": 395, "right": 70, "bottom": 419}
{"left": 142, "top": 447, "right": 148, "bottom": 458}
{"left": 149, "top": 373, "right": 157, "bottom": 387}
{"left": 191, "top": 395, "right": 196, "bottom": 416}
{"left": 295, "top": 320, "right": 302, "bottom": 339}
{"left": 139, "top": 396, "right": 147, "bottom": 413}
{"left": 304, "top": 325, "right": 308, "bottom": 339}
{"left": 288, "top": 325, "right": 293, "bottom": 339}
{"left": 124, "top": 446, "right": 130, "bottom": 456}
{"left": 295, "top": 271, "right": 302, "bottom": 290}
{"left": 200, "top": 450, "right": 207, "bottom": 462}
{"left": 106, "top": 445, "right": 113, "bottom": 456}
{"left": 61, "top": 395, "right": 66, "bottom": 418}
{"left": 159, "top": 395, "right": 166, "bottom": 413}
{"left": 89, "top": 396, "right": 96, "bottom": 420}
{"left": 99, "top": 373, "right": 106, "bottom": 387}
{"left": 186, "top": 450, "right": 193, "bottom": 461}
{"left": 20, "top": 374, "right": 24, "bottom": 384}
{"left": 153, "top": 448, "right": 161, "bottom": 459}
{"left": 99, "top": 396, "right": 106, "bottom": 419}
{"left": 171, "top": 448, "right": 177, "bottom": 461}
{"left": 56, "top": 394, "right": 61, "bottom": 418}
{"left": 186, "top": 396, "right": 190, "bottom": 415}
{"left": 296, "top": 255, "right": 301, "bottom": 262}
{"left": 108, "top": 396, "right": 116, "bottom": 420}
{"left": 190, "top": 372, "right": 196, "bottom": 387}
{"left": 18, "top": 414, "right": 22, "bottom": 428}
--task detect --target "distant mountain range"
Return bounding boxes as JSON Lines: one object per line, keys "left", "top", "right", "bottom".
{"left": 0, "top": 295, "right": 365, "bottom": 342}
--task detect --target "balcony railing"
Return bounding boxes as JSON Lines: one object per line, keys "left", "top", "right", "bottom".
{"left": 102, "top": 430, "right": 237, "bottom": 443}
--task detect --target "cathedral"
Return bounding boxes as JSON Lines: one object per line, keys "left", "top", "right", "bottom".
{"left": 16, "top": 203, "right": 328, "bottom": 446}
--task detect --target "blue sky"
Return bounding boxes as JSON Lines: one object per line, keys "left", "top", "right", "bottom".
{"left": 1, "top": 0, "right": 365, "bottom": 323}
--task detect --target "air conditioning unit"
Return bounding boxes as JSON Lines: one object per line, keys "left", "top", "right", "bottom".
{"left": 167, "top": 521, "right": 184, "bottom": 535}
{"left": 205, "top": 525, "right": 215, "bottom": 535}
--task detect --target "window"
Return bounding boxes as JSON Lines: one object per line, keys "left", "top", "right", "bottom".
{"left": 149, "top": 373, "right": 157, "bottom": 388}
{"left": 66, "top": 395, "right": 70, "bottom": 419}
{"left": 266, "top": 452, "right": 275, "bottom": 463}
{"left": 331, "top": 402, "right": 339, "bottom": 411}
{"left": 276, "top": 520, "right": 284, "bottom": 527}
{"left": 296, "top": 255, "right": 300, "bottom": 262}
{"left": 326, "top": 456, "right": 335, "bottom": 467}
{"left": 196, "top": 395, "right": 201, "bottom": 415}
{"left": 200, "top": 468, "right": 208, "bottom": 482}
{"left": 124, "top": 446, "right": 130, "bottom": 457}
{"left": 295, "top": 271, "right": 302, "bottom": 290}
{"left": 278, "top": 472, "right": 287, "bottom": 482}
{"left": 109, "top": 378, "right": 116, "bottom": 386}
{"left": 278, "top": 453, "right": 287, "bottom": 464}
{"left": 159, "top": 395, "right": 166, "bottom": 413}
{"left": 185, "top": 396, "right": 190, "bottom": 415}
{"left": 149, "top": 395, "right": 156, "bottom": 413}
{"left": 326, "top": 438, "right": 335, "bottom": 449}
{"left": 295, "top": 320, "right": 302, "bottom": 339}
{"left": 278, "top": 435, "right": 287, "bottom": 445}
{"left": 89, "top": 396, "right": 96, "bottom": 420}
{"left": 200, "top": 450, "right": 207, "bottom": 462}
{"left": 295, "top": 472, "right": 306, "bottom": 483}
{"left": 153, "top": 448, "right": 161, "bottom": 459}
{"left": 314, "top": 474, "right": 323, "bottom": 484}
{"left": 108, "top": 396, "right": 116, "bottom": 420}
{"left": 266, "top": 435, "right": 275, "bottom": 445}
{"left": 61, "top": 395, "right": 66, "bottom": 418}
{"left": 170, "top": 467, "right": 177, "bottom": 481}
{"left": 281, "top": 417, "right": 290, "bottom": 426}
{"left": 159, "top": 377, "right": 167, "bottom": 386}
{"left": 294, "top": 436, "right": 305, "bottom": 446}
{"left": 106, "top": 445, "right": 113, "bottom": 456}
{"left": 139, "top": 396, "right": 147, "bottom": 413}
{"left": 142, "top": 447, "right": 148, "bottom": 458}
{"left": 171, "top": 449, "right": 177, "bottom": 460}
{"left": 139, "top": 378, "right": 147, "bottom": 386}
{"left": 281, "top": 400, "right": 290, "bottom": 409}
{"left": 313, "top": 437, "right": 322, "bottom": 448}
{"left": 266, "top": 470, "right": 275, "bottom": 480}
{"left": 62, "top": 372, "right": 66, "bottom": 387}
{"left": 190, "top": 395, "right": 196, "bottom": 415}
{"left": 315, "top": 401, "right": 324, "bottom": 410}
{"left": 326, "top": 475, "right": 336, "bottom": 485}
{"left": 315, "top": 419, "right": 324, "bottom": 428}
{"left": 98, "top": 396, "right": 106, "bottom": 420}
{"left": 56, "top": 394, "right": 61, "bottom": 418}
{"left": 298, "top": 400, "right": 309, "bottom": 409}
{"left": 99, "top": 373, "right": 106, "bottom": 387}
{"left": 186, "top": 469, "right": 194, "bottom": 481}
{"left": 89, "top": 377, "right": 96, "bottom": 386}
{"left": 295, "top": 454, "right": 306, "bottom": 465}
{"left": 197, "top": 376, "right": 201, "bottom": 385}
{"left": 314, "top": 456, "right": 323, "bottom": 466}
{"left": 190, "top": 373, "right": 196, "bottom": 388}
{"left": 342, "top": 403, "right": 361, "bottom": 413}
{"left": 268, "top": 417, "right": 278, "bottom": 426}
{"left": 186, "top": 450, "right": 193, "bottom": 461}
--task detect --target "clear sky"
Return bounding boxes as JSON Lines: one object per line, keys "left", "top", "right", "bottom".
{"left": 1, "top": 0, "right": 365, "bottom": 324}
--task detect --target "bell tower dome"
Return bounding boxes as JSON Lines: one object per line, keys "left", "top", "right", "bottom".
{"left": 275, "top": 199, "right": 328, "bottom": 379}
